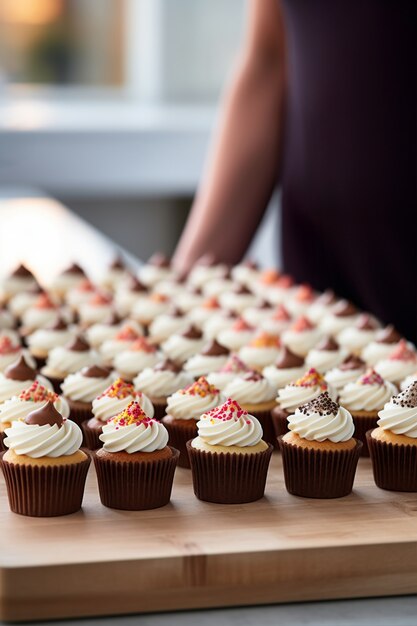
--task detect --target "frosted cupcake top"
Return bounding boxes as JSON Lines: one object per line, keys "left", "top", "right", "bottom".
{"left": 92, "top": 378, "right": 154, "bottom": 422}
{"left": 166, "top": 376, "right": 222, "bottom": 421}
{"left": 61, "top": 365, "right": 114, "bottom": 403}
{"left": 0, "top": 356, "right": 52, "bottom": 403}
{"left": 223, "top": 370, "right": 276, "bottom": 405}
{"left": 44, "top": 336, "right": 99, "bottom": 376}
{"left": 134, "top": 359, "right": 192, "bottom": 398}
{"left": 4, "top": 401, "right": 82, "bottom": 458}
{"left": 339, "top": 370, "right": 397, "bottom": 412}
{"left": 325, "top": 354, "right": 366, "bottom": 391}
{"left": 375, "top": 340, "right": 417, "bottom": 383}
{"left": 0, "top": 381, "right": 69, "bottom": 424}
{"left": 288, "top": 392, "right": 355, "bottom": 443}
{"left": 206, "top": 354, "right": 250, "bottom": 391}
{"left": 377, "top": 381, "right": 417, "bottom": 438}
{"left": 184, "top": 340, "right": 230, "bottom": 377}
{"left": 277, "top": 368, "right": 333, "bottom": 412}
{"left": 263, "top": 347, "right": 305, "bottom": 389}
{"left": 99, "top": 401, "right": 168, "bottom": 453}
{"left": 196, "top": 398, "right": 263, "bottom": 447}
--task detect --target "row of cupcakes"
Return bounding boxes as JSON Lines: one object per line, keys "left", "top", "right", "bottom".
{"left": 2, "top": 379, "right": 416, "bottom": 518}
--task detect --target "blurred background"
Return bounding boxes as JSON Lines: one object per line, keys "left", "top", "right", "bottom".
{"left": 0, "top": 0, "right": 279, "bottom": 265}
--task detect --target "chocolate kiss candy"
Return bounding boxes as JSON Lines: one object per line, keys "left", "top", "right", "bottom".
{"left": 81, "top": 365, "right": 110, "bottom": 378}
{"left": 154, "top": 359, "right": 181, "bottom": 373}
{"left": 66, "top": 335, "right": 90, "bottom": 352}
{"left": 5, "top": 355, "right": 36, "bottom": 381}
{"left": 182, "top": 325, "right": 203, "bottom": 340}
{"left": 25, "top": 400, "right": 63, "bottom": 427}
{"left": 201, "top": 340, "right": 229, "bottom": 357}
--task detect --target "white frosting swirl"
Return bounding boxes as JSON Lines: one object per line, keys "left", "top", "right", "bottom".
{"left": 27, "top": 328, "right": 74, "bottom": 353}
{"left": 162, "top": 335, "right": 205, "bottom": 364}
{"left": 4, "top": 418, "right": 82, "bottom": 457}
{"left": 139, "top": 265, "right": 174, "bottom": 287}
{"left": 197, "top": 408, "right": 263, "bottom": 447}
{"left": 78, "top": 302, "right": 113, "bottom": 325}
{"left": 375, "top": 358, "right": 417, "bottom": 384}
{"left": 114, "top": 349, "right": 160, "bottom": 377}
{"left": 337, "top": 326, "right": 378, "bottom": 352}
{"left": 92, "top": 391, "right": 154, "bottom": 422}
{"left": 339, "top": 380, "right": 397, "bottom": 411}
{"left": 61, "top": 371, "right": 114, "bottom": 403}
{"left": 184, "top": 353, "right": 229, "bottom": 378}
{"left": 0, "top": 395, "right": 69, "bottom": 423}
{"left": 44, "top": 346, "right": 100, "bottom": 376}
{"left": 203, "top": 313, "right": 236, "bottom": 339}
{"left": 223, "top": 376, "right": 276, "bottom": 404}
{"left": 325, "top": 366, "right": 365, "bottom": 392}
{"left": 401, "top": 373, "right": 417, "bottom": 391}
{"left": 148, "top": 314, "right": 188, "bottom": 343}
{"left": 288, "top": 404, "right": 354, "bottom": 442}
{"left": 21, "top": 307, "right": 58, "bottom": 330}
{"left": 262, "top": 365, "right": 306, "bottom": 390}
{"left": 1, "top": 275, "right": 37, "bottom": 298}
{"left": 319, "top": 313, "right": 359, "bottom": 336}
{"left": 305, "top": 348, "right": 345, "bottom": 373}
{"left": 134, "top": 368, "right": 192, "bottom": 398}
{"left": 206, "top": 370, "right": 238, "bottom": 391}
{"left": 0, "top": 373, "right": 53, "bottom": 403}
{"left": 100, "top": 418, "right": 168, "bottom": 453}
{"left": 377, "top": 400, "right": 417, "bottom": 438}
{"left": 281, "top": 328, "right": 321, "bottom": 356}
{"left": 239, "top": 345, "right": 280, "bottom": 369}
{"left": 0, "top": 308, "right": 17, "bottom": 329}
{"left": 362, "top": 341, "right": 401, "bottom": 366}
{"left": 219, "top": 291, "right": 257, "bottom": 314}
{"left": 277, "top": 377, "right": 336, "bottom": 412}
{"left": 132, "top": 297, "right": 170, "bottom": 323}
{"left": 166, "top": 388, "right": 222, "bottom": 420}
{"left": 217, "top": 328, "right": 255, "bottom": 351}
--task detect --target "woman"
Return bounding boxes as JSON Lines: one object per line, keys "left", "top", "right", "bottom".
{"left": 173, "top": 0, "right": 416, "bottom": 341}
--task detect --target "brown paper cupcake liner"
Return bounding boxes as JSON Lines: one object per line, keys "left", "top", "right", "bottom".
{"left": 32, "top": 355, "right": 47, "bottom": 369}
{"left": 67, "top": 400, "right": 93, "bottom": 427}
{"left": 187, "top": 441, "right": 273, "bottom": 504}
{"left": 161, "top": 418, "right": 198, "bottom": 468}
{"left": 44, "top": 375, "right": 64, "bottom": 394}
{"left": 250, "top": 408, "right": 277, "bottom": 448}
{"left": 278, "top": 436, "right": 362, "bottom": 498}
{"left": 271, "top": 406, "right": 290, "bottom": 440}
{"left": 0, "top": 431, "right": 6, "bottom": 453}
{"left": 152, "top": 401, "right": 168, "bottom": 421}
{"left": 80, "top": 420, "right": 102, "bottom": 450}
{"left": 1, "top": 455, "right": 91, "bottom": 517}
{"left": 352, "top": 414, "right": 379, "bottom": 457}
{"left": 366, "top": 431, "right": 417, "bottom": 492}
{"left": 93, "top": 447, "right": 179, "bottom": 510}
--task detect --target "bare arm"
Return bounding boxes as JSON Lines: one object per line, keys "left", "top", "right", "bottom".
{"left": 173, "top": 0, "right": 286, "bottom": 273}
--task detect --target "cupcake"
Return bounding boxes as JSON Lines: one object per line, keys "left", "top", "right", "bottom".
{"left": 41, "top": 335, "right": 100, "bottom": 392}
{"left": 83, "top": 378, "right": 154, "bottom": 449}
{"left": 203, "top": 309, "right": 238, "bottom": 340}
{"left": 49, "top": 263, "right": 87, "bottom": 299}
{"left": 100, "top": 322, "right": 142, "bottom": 365}
{"left": 65, "top": 279, "right": 96, "bottom": 311}
{"left": 242, "top": 300, "right": 274, "bottom": 327}
{"left": 0, "top": 381, "right": 69, "bottom": 449}
{"left": 175, "top": 286, "right": 205, "bottom": 313}
{"left": 222, "top": 370, "right": 277, "bottom": 446}
{"left": 219, "top": 284, "right": 257, "bottom": 313}
{"left": 1, "top": 401, "right": 90, "bottom": 516}
{"left": 100, "top": 255, "right": 130, "bottom": 292}
{"left": 0, "top": 335, "right": 24, "bottom": 372}
{"left": 162, "top": 377, "right": 222, "bottom": 467}
{"left": 279, "top": 392, "right": 361, "bottom": 498}
{"left": 0, "top": 356, "right": 52, "bottom": 404}
{"left": 367, "top": 382, "right": 417, "bottom": 491}
{"left": 262, "top": 347, "right": 305, "bottom": 391}
{"left": 114, "top": 275, "right": 148, "bottom": 317}
{"left": 217, "top": 317, "right": 256, "bottom": 351}
{"left": 319, "top": 300, "right": 360, "bottom": 336}
{"left": 259, "top": 272, "right": 294, "bottom": 304}
{"left": 8, "top": 284, "right": 43, "bottom": 320}
{"left": 325, "top": 354, "right": 367, "bottom": 393}
{"left": 281, "top": 316, "right": 321, "bottom": 357}
{"left": 134, "top": 359, "right": 193, "bottom": 419}
{"left": 162, "top": 325, "right": 205, "bottom": 365}
{"left": 286, "top": 284, "right": 316, "bottom": 318}
{"left": 148, "top": 307, "right": 188, "bottom": 345}
{"left": 184, "top": 340, "right": 230, "bottom": 378}
{"left": 202, "top": 272, "right": 235, "bottom": 298}
{"left": 339, "top": 369, "right": 397, "bottom": 455}
{"left": 20, "top": 292, "right": 61, "bottom": 333}
{"left": 305, "top": 336, "right": 346, "bottom": 373}
{"left": 261, "top": 304, "right": 293, "bottom": 336}
{"left": 401, "top": 372, "right": 417, "bottom": 391}
{"left": 0, "top": 264, "right": 38, "bottom": 301}
{"left": 94, "top": 401, "right": 178, "bottom": 510}
{"left": 27, "top": 316, "right": 75, "bottom": 367}
{"left": 375, "top": 340, "right": 417, "bottom": 385}
{"left": 230, "top": 259, "right": 261, "bottom": 287}
{"left": 239, "top": 332, "right": 281, "bottom": 371}
{"left": 206, "top": 354, "right": 250, "bottom": 391}
{"left": 188, "top": 255, "right": 228, "bottom": 289}
{"left": 362, "top": 325, "right": 405, "bottom": 366}
{"left": 86, "top": 311, "right": 137, "bottom": 348}
{"left": 78, "top": 292, "right": 114, "bottom": 326}
{"left": 188, "top": 296, "right": 222, "bottom": 328}
{"left": 187, "top": 398, "right": 273, "bottom": 504}
{"left": 114, "top": 337, "right": 161, "bottom": 380}
{"left": 271, "top": 368, "right": 333, "bottom": 439}
{"left": 61, "top": 365, "right": 113, "bottom": 425}
{"left": 132, "top": 292, "right": 170, "bottom": 327}
{"left": 307, "top": 289, "right": 339, "bottom": 324}
{"left": 138, "top": 253, "right": 175, "bottom": 288}
{"left": 337, "top": 313, "right": 380, "bottom": 354}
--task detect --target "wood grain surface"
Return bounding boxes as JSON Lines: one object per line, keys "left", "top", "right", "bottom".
{"left": 1, "top": 453, "right": 417, "bottom": 622}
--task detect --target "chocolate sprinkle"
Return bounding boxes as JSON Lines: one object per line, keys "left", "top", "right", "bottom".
{"left": 392, "top": 381, "right": 417, "bottom": 408}
{"left": 298, "top": 391, "right": 339, "bottom": 416}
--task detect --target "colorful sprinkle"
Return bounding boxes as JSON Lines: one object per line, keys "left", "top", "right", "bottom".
{"left": 115, "top": 324, "right": 141, "bottom": 342}
{"left": 358, "top": 369, "right": 384, "bottom": 386}
{"left": 293, "top": 368, "right": 327, "bottom": 390}
{"left": 18, "top": 381, "right": 58, "bottom": 403}
{"left": 178, "top": 376, "right": 219, "bottom": 397}
{"left": 249, "top": 332, "right": 280, "bottom": 348}
{"left": 98, "top": 378, "right": 136, "bottom": 400}
{"left": 0, "top": 336, "right": 20, "bottom": 355}
{"left": 201, "top": 398, "right": 248, "bottom": 422}
{"left": 388, "top": 339, "right": 417, "bottom": 362}
{"left": 290, "top": 316, "right": 315, "bottom": 332}
{"left": 109, "top": 401, "right": 153, "bottom": 427}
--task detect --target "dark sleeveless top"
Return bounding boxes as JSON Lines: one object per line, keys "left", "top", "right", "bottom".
{"left": 280, "top": 0, "right": 416, "bottom": 342}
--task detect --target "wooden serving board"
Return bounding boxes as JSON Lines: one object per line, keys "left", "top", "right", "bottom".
{"left": 1, "top": 453, "right": 417, "bottom": 622}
